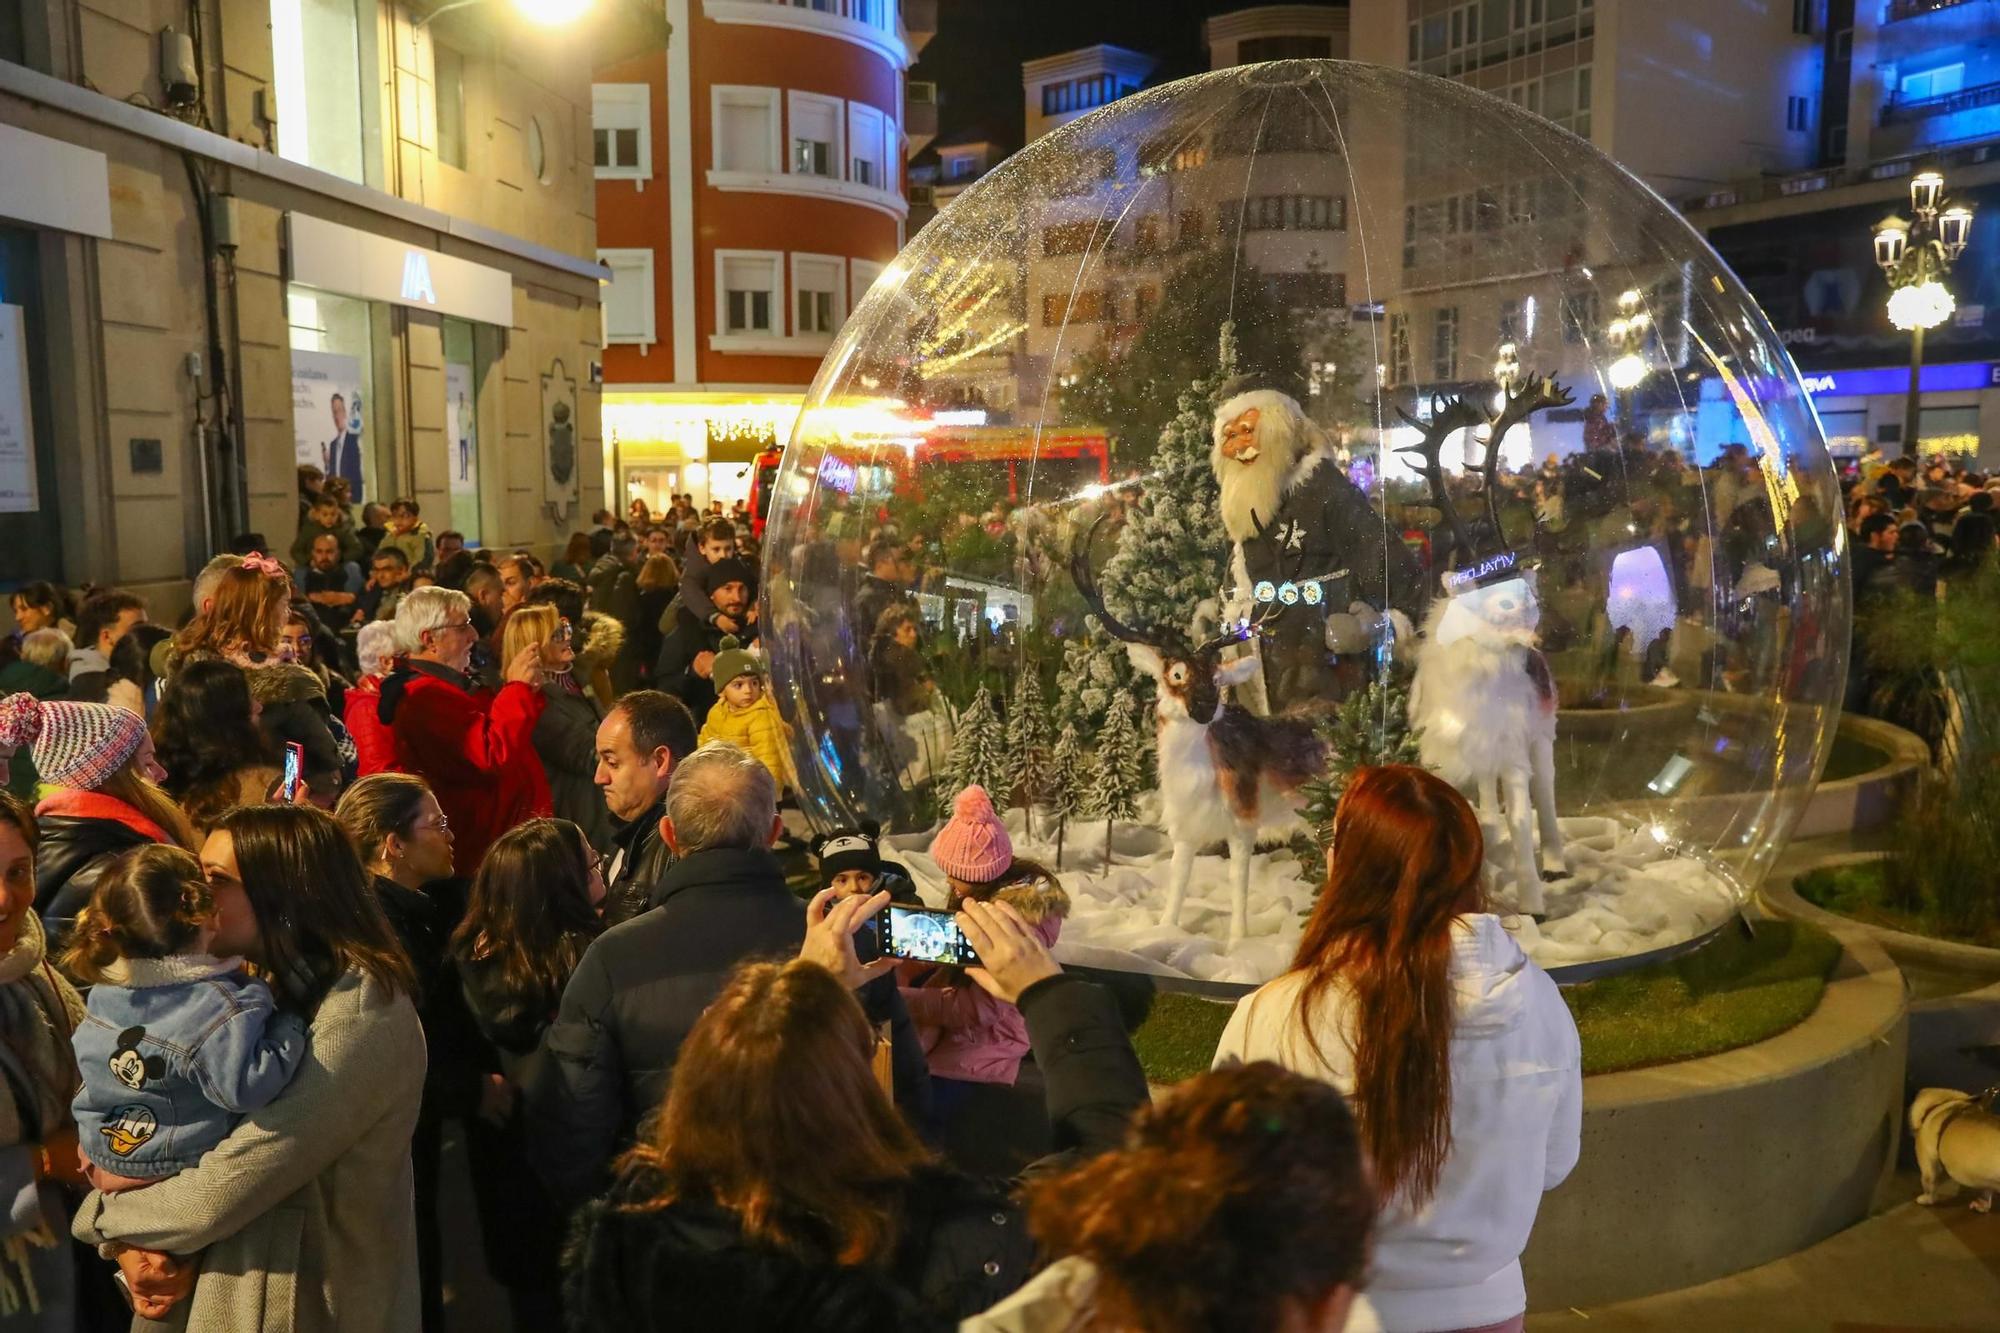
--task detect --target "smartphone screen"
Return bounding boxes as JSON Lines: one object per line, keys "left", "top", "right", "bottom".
{"left": 877, "top": 904, "right": 978, "bottom": 966}
{"left": 282, "top": 742, "right": 305, "bottom": 801}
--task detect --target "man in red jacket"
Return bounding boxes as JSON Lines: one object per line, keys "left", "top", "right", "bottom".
{"left": 379, "top": 585, "right": 549, "bottom": 875}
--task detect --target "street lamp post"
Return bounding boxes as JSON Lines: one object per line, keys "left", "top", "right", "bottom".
{"left": 1875, "top": 170, "right": 1974, "bottom": 459}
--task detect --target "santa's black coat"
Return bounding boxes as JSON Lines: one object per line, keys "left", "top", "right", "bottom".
{"left": 1238, "top": 453, "right": 1427, "bottom": 703}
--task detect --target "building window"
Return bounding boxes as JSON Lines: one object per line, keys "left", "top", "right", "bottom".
{"left": 1042, "top": 221, "right": 1101, "bottom": 256}
{"left": 850, "top": 258, "right": 885, "bottom": 307}
{"left": 1239, "top": 34, "right": 1333, "bottom": 62}
{"left": 1786, "top": 94, "right": 1812, "bottom": 132}
{"left": 945, "top": 154, "right": 976, "bottom": 181}
{"left": 792, "top": 253, "right": 845, "bottom": 337}
{"left": 1432, "top": 306, "right": 1459, "bottom": 381}
{"left": 712, "top": 86, "right": 781, "bottom": 174}
{"left": 789, "top": 91, "right": 844, "bottom": 178}
{"left": 1242, "top": 194, "right": 1346, "bottom": 230}
{"left": 1900, "top": 63, "right": 1964, "bottom": 102}
{"left": 1042, "top": 290, "right": 1107, "bottom": 325}
{"left": 270, "top": 0, "right": 367, "bottom": 182}
{"left": 1499, "top": 298, "right": 1520, "bottom": 341}
{"left": 593, "top": 84, "right": 651, "bottom": 182}
{"left": 848, "top": 102, "right": 888, "bottom": 190}
{"left": 717, "top": 251, "right": 782, "bottom": 335}
{"left": 600, "top": 249, "right": 656, "bottom": 347}
{"left": 435, "top": 43, "right": 467, "bottom": 170}
{"left": 1389, "top": 313, "right": 1412, "bottom": 384}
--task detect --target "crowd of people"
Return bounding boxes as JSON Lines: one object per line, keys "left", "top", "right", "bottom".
{"left": 0, "top": 464, "right": 1590, "bottom": 1333}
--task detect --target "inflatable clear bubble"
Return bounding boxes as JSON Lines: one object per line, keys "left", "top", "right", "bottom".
{"left": 763, "top": 60, "right": 1849, "bottom": 984}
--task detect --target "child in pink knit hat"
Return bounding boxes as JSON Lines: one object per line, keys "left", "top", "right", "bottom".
{"left": 904, "top": 785, "right": 1070, "bottom": 1103}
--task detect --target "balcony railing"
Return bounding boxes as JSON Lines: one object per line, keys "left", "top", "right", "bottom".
{"left": 1881, "top": 77, "right": 2000, "bottom": 125}
{"left": 1680, "top": 140, "right": 2000, "bottom": 214}
{"left": 1884, "top": 0, "right": 1979, "bottom": 22}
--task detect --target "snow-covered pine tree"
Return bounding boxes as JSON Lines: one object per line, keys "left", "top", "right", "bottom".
{"left": 1045, "top": 723, "right": 1086, "bottom": 868}
{"left": 1096, "top": 322, "right": 1238, "bottom": 646}
{"left": 1006, "top": 668, "right": 1053, "bottom": 817}
{"left": 1084, "top": 691, "right": 1148, "bottom": 857}
{"left": 1294, "top": 674, "right": 1426, "bottom": 885}
{"left": 1051, "top": 633, "right": 1142, "bottom": 740}
{"left": 942, "top": 685, "right": 1009, "bottom": 809}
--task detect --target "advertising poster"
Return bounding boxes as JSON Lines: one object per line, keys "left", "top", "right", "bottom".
{"left": 446, "top": 362, "right": 478, "bottom": 498}
{"left": 292, "top": 349, "right": 366, "bottom": 503}
{"left": 0, "top": 304, "right": 38, "bottom": 514}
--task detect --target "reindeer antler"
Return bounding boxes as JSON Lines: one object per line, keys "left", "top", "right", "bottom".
{"left": 1070, "top": 511, "right": 1185, "bottom": 653}
{"left": 1396, "top": 394, "right": 1488, "bottom": 569}
{"left": 1479, "top": 375, "right": 1574, "bottom": 538}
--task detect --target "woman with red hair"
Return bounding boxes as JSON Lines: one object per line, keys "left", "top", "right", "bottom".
{"left": 1216, "top": 765, "right": 1581, "bottom": 1333}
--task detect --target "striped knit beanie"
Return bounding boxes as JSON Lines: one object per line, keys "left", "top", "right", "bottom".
{"left": 29, "top": 701, "right": 148, "bottom": 791}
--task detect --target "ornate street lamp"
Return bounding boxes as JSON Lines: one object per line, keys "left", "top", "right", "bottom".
{"left": 1606, "top": 288, "right": 1648, "bottom": 423}
{"left": 1876, "top": 169, "right": 1974, "bottom": 458}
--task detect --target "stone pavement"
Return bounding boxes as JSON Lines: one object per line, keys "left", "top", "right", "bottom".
{"left": 1529, "top": 1177, "right": 2000, "bottom": 1332}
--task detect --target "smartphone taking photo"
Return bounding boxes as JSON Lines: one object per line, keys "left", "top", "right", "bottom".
{"left": 281, "top": 741, "right": 305, "bottom": 802}
{"left": 876, "top": 903, "right": 979, "bottom": 966}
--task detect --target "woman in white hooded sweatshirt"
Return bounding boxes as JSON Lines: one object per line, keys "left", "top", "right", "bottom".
{"left": 1215, "top": 764, "right": 1581, "bottom": 1333}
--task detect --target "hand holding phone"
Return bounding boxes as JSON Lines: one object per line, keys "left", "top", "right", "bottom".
{"left": 801, "top": 889, "right": 898, "bottom": 990}
{"left": 281, "top": 742, "right": 306, "bottom": 803}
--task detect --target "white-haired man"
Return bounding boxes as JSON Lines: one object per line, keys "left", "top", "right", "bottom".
{"left": 1210, "top": 371, "right": 1425, "bottom": 705}
{"left": 377, "top": 585, "right": 548, "bottom": 874}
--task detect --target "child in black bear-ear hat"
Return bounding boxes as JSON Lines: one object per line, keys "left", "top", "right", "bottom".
{"left": 810, "top": 821, "right": 919, "bottom": 905}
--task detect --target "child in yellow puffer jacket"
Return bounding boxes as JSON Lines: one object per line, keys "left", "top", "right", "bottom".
{"left": 697, "top": 638, "right": 796, "bottom": 793}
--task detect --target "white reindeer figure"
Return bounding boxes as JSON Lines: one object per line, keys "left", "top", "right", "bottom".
{"left": 1072, "top": 515, "right": 1328, "bottom": 949}
{"left": 1400, "top": 382, "right": 1573, "bottom": 916}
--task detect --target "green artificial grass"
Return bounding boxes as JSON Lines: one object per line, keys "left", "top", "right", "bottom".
{"left": 1796, "top": 860, "right": 2000, "bottom": 949}
{"left": 1130, "top": 919, "right": 1843, "bottom": 1085}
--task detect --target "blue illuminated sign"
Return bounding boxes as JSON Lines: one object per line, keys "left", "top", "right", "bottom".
{"left": 1799, "top": 361, "right": 2000, "bottom": 397}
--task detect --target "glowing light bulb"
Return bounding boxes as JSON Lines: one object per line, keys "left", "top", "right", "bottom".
{"left": 512, "top": 0, "right": 592, "bottom": 20}
{"left": 1887, "top": 280, "right": 1955, "bottom": 331}
{"left": 1608, "top": 354, "right": 1646, "bottom": 389}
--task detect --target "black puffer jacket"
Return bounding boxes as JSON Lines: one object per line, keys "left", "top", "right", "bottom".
{"left": 562, "top": 974, "right": 1148, "bottom": 1331}
{"left": 527, "top": 846, "right": 805, "bottom": 1208}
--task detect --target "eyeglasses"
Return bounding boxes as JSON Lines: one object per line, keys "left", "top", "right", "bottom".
{"left": 552, "top": 619, "right": 575, "bottom": 646}
{"left": 416, "top": 814, "right": 451, "bottom": 833}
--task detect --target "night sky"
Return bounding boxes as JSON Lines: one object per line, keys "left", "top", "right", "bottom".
{"left": 911, "top": 0, "right": 1324, "bottom": 156}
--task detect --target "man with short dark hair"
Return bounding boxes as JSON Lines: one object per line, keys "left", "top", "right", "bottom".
{"left": 655, "top": 558, "right": 757, "bottom": 725}
{"left": 853, "top": 538, "right": 915, "bottom": 648}
{"left": 529, "top": 742, "right": 806, "bottom": 1208}
{"left": 67, "top": 591, "right": 146, "bottom": 693}
{"left": 592, "top": 689, "right": 698, "bottom": 924}
{"left": 356, "top": 547, "right": 413, "bottom": 624}
{"left": 435, "top": 530, "right": 466, "bottom": 564}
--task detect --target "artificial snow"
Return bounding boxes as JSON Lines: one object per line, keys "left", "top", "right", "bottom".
{"left": 885, "top": 801, "right": 1742, "bottom": 985}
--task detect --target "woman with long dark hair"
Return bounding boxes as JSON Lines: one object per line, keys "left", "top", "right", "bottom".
{"left": 69, "top": 803, "right": 423, "bottom": 1331}
{"left": 1215, "top": 765, "right": 1581, "bottom": 1333}
{"left": 151, "top": 658, "right": 274, "bottom": 834}
{"left": 335, "top": 772, "right": 472, "bottom": 1333}
{"left": 450, "top": 816, "right": 603, "bottom": 1329}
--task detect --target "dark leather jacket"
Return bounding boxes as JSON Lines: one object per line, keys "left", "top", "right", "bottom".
{"left": 598, "top": 796, "right": 676, "bottom": 928}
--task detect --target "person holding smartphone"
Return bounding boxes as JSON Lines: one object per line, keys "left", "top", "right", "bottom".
{"left": 560, "top": 888, "right": 1147, "bottom": 1331}
{"left": 812, "top": 824, "right": 928, "bottom": 1123}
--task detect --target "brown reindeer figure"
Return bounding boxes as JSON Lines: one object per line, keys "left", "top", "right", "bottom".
{"left": 1072, "top": 513, "right": 1328, "bottom": 948}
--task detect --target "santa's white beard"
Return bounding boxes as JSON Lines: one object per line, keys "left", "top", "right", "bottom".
{"left": 1218, "top": 452, "right": 1288, "bottom": 542}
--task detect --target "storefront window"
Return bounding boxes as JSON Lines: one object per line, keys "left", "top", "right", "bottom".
{"left": 623, "top": 466, "right": 683, "bottom": 519}
{"left": 287, "top": 287, "right": 379, "bottom": 506}
{"left": 1919, "top": 405, "right": 1980, "bottom": 457}
{"left": 271, "top": 0, "right": 367, "bottom": 182}
{"left": 442, "top": 317, "right": 482, "bottom": 543}
{"left": 0, "top": 227, "right": 58, "bottom": 584}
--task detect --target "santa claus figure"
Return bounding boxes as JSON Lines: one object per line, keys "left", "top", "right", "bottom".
{"left": 1211, "top": 371, "right": 1425, "bottom": 707}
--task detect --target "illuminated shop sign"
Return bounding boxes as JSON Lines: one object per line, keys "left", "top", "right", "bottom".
{"left": 1798, "top": 361, "right": 2000, "bottom": 397}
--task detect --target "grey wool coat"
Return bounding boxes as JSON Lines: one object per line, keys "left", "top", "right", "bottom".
{"left": 71, "top": 970, "right": 425, "bottom": 1333}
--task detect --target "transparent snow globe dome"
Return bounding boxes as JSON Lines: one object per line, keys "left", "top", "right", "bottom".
{"left": 763, "top": 60, "right": 1848, "bottom": 985}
